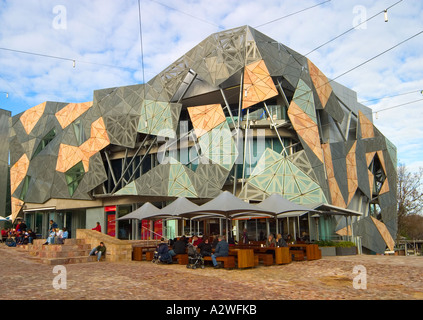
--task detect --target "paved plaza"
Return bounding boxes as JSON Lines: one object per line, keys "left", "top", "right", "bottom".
{"left": 0, "top": 245, "right": 422, "bottom": 301}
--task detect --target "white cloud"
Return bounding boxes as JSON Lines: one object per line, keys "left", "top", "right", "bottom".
{"left": 0, "top": 0, "right": 422, "bottom": 170}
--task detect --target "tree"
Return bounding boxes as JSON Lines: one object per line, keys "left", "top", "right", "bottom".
{"left": 397, "top": 163, "right": 423, "bottom": 238}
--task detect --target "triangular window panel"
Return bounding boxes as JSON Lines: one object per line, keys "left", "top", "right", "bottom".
{"left": 65, "top": 161, "right": 85, "bottom": 197}
{"left": 32, "top": 128, "right": 56, "bottom": 159}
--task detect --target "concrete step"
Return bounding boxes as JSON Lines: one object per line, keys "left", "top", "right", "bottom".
{"left": 38, "top": 250, "right": 91, "bottom": 259}
{"left": 30, "top": 244, "right": 92, "bottom": 252}
{"left": 20, "top": 237, "right": 99, "bottom": 265}
{"left": 40, "top": 255, "right": 97, "bottom": 265}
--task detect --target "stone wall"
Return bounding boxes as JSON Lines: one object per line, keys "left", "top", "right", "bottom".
{"left": 76, "top": 229, "right": 160, "bottom": 262}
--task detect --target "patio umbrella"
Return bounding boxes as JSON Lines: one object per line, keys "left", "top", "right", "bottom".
{"left": 256, "top": 193, "right": 318, "bottom": 217}
{"left": 116, "top": 202, "right": 163, "bottom": 221}
{"left": 188, "top": 191, "right": 273, "bottom": 215}
{"left": 183, "top": 191, "right": 274, "bottom": 239}
{"left": 255, "top": 193, "right": 321, "bottom": 237}
{"left": 159, "top": 197, "right": 226, "bottom": 220}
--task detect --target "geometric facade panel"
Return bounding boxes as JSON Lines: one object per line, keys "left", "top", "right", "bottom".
{"left": 288, "top": 101, "right": 323, "bottom": 163}
{"left": 242, "top": 59, "right": 278, "bottom": 110}
{"left": 307, "top": 59, "right": 332, "bottom": 108}
{"left": 19, "top": 102, "right": 46, "bottom": 135}
{"left": 198, "top": 122, "right": 238, "bottom": 171}
{"left": 187, "top": 104, "right": 226, "bottom": 138}
{"left": 55, "top": 102, "right": 92, "bottom": 129}
{"left": 241, "top": 148, "right": 328, "bottom": 205}
{"left": 137, "top": 100, "right": 182, "bottom": 139}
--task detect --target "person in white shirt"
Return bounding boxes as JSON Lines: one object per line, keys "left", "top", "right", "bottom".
{"left": 55, "top": 228, "right": 64, "bottom": 244}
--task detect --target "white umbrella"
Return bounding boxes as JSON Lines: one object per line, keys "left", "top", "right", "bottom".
{"left": 183, "top": 191, "right": 274, "bottom": 239}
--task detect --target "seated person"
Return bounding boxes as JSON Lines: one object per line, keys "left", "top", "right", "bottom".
{"left": 21, "top": 233, "right": 30, "bottom": 245}
{"left": 44, "top": 229, "right": 56, "bottom": 245}
{"left": 169, "top": 235, "right": 187, "bottom": 257}
{"left": 197, "top": 238, "right": 212, "bottom": 257}
{"left": 55, "top": 228, "right": 64, "bottom": 244}
{"left": 62, "top": 228, "right": 69, "bottom": 241}
{"left": 276, "top": 233, "right": 288, "bottom": 247}
{"left": 89, "top": 242, "right": 107, "bottom": 262}
{"left": 191, "top": 235, "right": 202, "bottom": 247}
{"left": 265, "top": 234, "right": 276, "bottom": 247}
{"left": 286, "top": 234, "right": 295, "bottom": 244}
{"left": 156, "top": 238, "right": 172, "bottom": 264}
{"left": 211, "top": 235, "right": 229, "bottom": 268}
{"left": 5, "top": 234, "right": 16, "bottom": 247}
{"left": 1, "top": 228, "right": 8, "bottom": 242}
{"left": 27, "top": 229, "right": 37, "bottom": 244}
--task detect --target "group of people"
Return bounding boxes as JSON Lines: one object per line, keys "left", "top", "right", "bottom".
{"left": 154, "top": 234, "right": 229, "bottom": 269}
{"left": 43, "top": 220, "right": 69, "bottom": 245}
{"left": 1, "top": 219, "right": 37, "bottom": 247}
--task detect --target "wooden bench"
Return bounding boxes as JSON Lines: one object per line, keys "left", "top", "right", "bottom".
{"left": 257, "top": 253, "right": 273, "bottom": 266}
{"left": 203, "top": 256, "right": 235, "bottom": 269}
{"left": 145, "top": 251, "right": 154, "bottom": 261}
{"left": 232, "top": 249, "right": 255, "bottom": 269}
{"left": 172, "top": 254, "right": 188, "bottom": 265}
{"left": 275, "top": 247, "right": 292, "bottom": 264}
{"left": 290, "top": 250, "right": 305, "bottom": 261}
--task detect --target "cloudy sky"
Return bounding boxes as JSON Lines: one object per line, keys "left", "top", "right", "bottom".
{"left": 0, "top": 0, "right": 422, "bottom": 171}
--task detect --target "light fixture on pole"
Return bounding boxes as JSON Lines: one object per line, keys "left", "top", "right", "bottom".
{"left": 384, "top": 9, "right": 388, "bottom": 22}
{"left": 72, "top": 60, "right": 76, "bottom": 68}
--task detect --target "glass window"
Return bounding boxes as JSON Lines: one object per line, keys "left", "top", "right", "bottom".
{"left": 32, "top": 128, "right": 56, "bottom": 159}
{"left": 19, "top": 175, "right": 31, "bottom": 201}
{"left": 72, "top": 120, "right": 86, "bottom": 146}
{"left": 65, "top": 161, "right": 85, "bottom": 197}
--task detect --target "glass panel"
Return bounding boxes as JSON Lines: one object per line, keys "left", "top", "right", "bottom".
{"left": 72, "top": 120, "right": 86, "bottom": 146}
{"left": 118, "top": 205, "right": 132, "bottom": 240}
{"left": 32, "top": 128, "right": 56, "bottom": 159}
{"left": 65, "top": 161, "right": 85, "bottom": 197}
{"left": 19, "top": 175, "right": 31, "bottom": 201}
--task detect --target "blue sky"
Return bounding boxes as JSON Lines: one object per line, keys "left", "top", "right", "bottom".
{"left": 0, "top": 0, "right": 422, "bottom": 171}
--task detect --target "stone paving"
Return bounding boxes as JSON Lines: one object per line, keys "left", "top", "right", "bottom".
{"left": 0, "top": 245, "right": 422, "bottom": 300}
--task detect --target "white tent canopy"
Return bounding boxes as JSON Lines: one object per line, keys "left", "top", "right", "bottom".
{"left": 255, "top": 193, "right": 319, "bottom": 218}
{"left": 116, "top": 202, "right": 164, "bottom": 221}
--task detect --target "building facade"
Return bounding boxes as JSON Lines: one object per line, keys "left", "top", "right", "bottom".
{"left": 4, "top": 26, "right": 397, "bottom": 253}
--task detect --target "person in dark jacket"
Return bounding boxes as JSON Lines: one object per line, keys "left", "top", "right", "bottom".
{"left": 89, "top": 242, "right": 107, "bottom": 262}
{"left": 211, "top": 235, "right": 229, "bottom": 268}
{"left": 276, "top": 233, "right": 288, "bottom": 247}
{"left": 157, "top": 238, "right": 172, "bottom": 264}
{"left": 197, "top": 238, "right": 212, "bottom": 257}
{"left": 169, "top": 235, "right": 187, "bottom": 257}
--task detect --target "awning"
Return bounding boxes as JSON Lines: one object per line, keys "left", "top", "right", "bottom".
{"left": 307, "top": 203, "right": 363, "bottom": 217}
{"left": 183, "top": 191, "right": 274, "bottom": 217}
{"left": 116, "top": 202, "right": 164, "bottom": 221}
{"left": 256, "top": 194, "right": 318, "bottom": 218}
{"left": 159, "top": 197, "right": 225, "bottom": 220}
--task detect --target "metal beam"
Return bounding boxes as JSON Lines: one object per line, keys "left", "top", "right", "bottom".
{"left": 110, "top": 134, "right": 150, "bottom": 194}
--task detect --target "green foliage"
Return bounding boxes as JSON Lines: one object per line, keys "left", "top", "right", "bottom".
{"left": 335, "top": 241, "right": 356, "bottom": 248}
{"left": 316, "top": 240, "right": 356, "bottom": 247}
{"left": 316, "top": 240, "right": 336, "bottom": 247}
